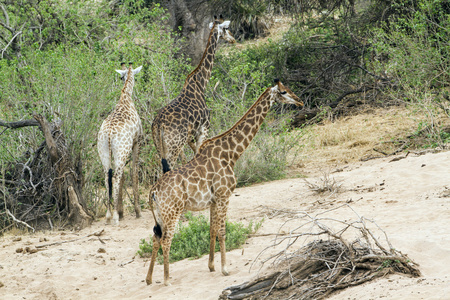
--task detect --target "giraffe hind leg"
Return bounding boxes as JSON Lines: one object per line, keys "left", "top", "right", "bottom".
{"left": 146, "top": 235, "right": 160, "bottom": 285}
{"left": 105, "top": 169, "right": 113, "bottom": 224}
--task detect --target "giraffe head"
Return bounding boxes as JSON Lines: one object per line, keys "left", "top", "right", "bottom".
{"left": 270, "top": 79, "right": 304, "bottom": 107}
{"left": 116, "top": 63, "right": 143, "bottom": 83}
{"left": 209, "top": 15, "right": 235, "bottom": 44}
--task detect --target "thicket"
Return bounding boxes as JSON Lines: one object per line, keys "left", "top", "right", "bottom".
{"left": 370, "top": 0, "right": 450, "bottom": 146}
{"left": 1, "top": 0, "right": 449, "bottom": 231}
{"left": 0, "top": 1, "right": 191, "bottom": 230}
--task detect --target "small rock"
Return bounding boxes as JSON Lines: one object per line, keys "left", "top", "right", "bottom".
{"left": 12, "top": 237, "right": 22, "bottom": 242}
{"left": 25, "top": 247, "right": 38, "bottom": 254}
{"left": 15, "top": 248, "right": 24, "bottom": 253}
{"left": 97, "top": 248, "right": 106, "bottom": 253}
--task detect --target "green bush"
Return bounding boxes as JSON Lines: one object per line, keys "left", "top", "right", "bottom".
{"left": 137, "top": 212, "right": 262, "bottom": 263}
{"left": 206, "top": 48, "right": 304, "bottom": 187}
{"left": 0, "top": 3, "right": 191, "bottom": 219}
{"left": 370, "top": 0, "right": 450, "bottom": 147}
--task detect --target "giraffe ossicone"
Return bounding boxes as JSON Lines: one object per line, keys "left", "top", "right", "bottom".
{"left": 151, "top": 16, "right": 235, "bottom": 174}
{"left": 97, "top": 64, "right": 143, "bottom": 226}
{"left": 145, "top": 79, "right": 303, "bottom": 286}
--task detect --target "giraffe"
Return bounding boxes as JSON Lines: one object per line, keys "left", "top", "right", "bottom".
{"left": 145, "top": 79, "right": 303, "bottom": 286}
{"left": 97, "top": 63, "right": 143, "bottom": 226}
{"left": 152, "top": 15, "right": 235, "bottom": 174}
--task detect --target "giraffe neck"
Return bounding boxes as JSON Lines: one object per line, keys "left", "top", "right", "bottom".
{"left": 118, "top": 70, "right": 135, "bottom": 107}
{"left": 183, "top": 24, "right": 219, "bottom": 93}
{"left": 202, "top": 88, "right": 274, "bottom": 166}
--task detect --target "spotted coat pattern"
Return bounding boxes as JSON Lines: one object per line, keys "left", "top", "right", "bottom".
{"left": 151, "top": 18, "right": 235, "bottom": 172}
{"left": 97, "top": 65, "right": 143, "bottom": 225}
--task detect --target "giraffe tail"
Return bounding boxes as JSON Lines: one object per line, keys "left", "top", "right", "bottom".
{"left": 108, "top": 168, "right": 113, "bottom": 203}
{"left": 150, "top": 192, "right": 163, "bottom": 239}
{"left": 159, "top": 127, "right": 171, "bottom": 173}
{"left": 161, "top": 159, "right": 170, "bottom": 173}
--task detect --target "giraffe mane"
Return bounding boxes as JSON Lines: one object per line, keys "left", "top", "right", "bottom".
{"left": 198, "top": 87, "right": 272, "bottom": 151}
{"left": 121, "top": 67, "right": 134, "bottom": 94}
{"left": 183, "top": 22, "right": 218, "bottom": 88}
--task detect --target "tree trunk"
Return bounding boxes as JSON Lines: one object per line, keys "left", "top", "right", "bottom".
{"left": 0, "top": 115, "right": 93, "bottom": 231}
{"left": 33, "top": 114, "right": 93, "bottom": 230}
{"left": 166, "top": 0, "right": 212, "bottom": 64}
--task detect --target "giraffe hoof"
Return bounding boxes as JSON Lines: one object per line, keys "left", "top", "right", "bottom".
{"left": 222, "top": 267, "right": 229, "bottom": 276}
{"left": 208, "top": 263, "right": 215, "bottom": 272}
{"left": 112, "top": 211, "right": 120, "bottom": 226}
{"left": 164, "top": 281, "right": 172, "bottom": 286}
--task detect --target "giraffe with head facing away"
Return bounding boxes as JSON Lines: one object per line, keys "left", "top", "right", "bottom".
{"left": 152, "top": 15, "right": 235, "bottom": 174}
{"left": 97, "top": 63, "right": 143, "bottom": 226}
{"left": 145, "top": 79, "right": 303, "bottom": 286}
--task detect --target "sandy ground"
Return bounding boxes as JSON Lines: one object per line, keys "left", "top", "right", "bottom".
{"left": 1, "top": 150, "right": 450, "bottom": 300}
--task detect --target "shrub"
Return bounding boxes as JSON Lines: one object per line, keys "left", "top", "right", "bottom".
{"left": 369, "top": 0, "right": 450, "bottom": 147}
{"left": 137, "top": 212, "right": 262, "bottom": 263}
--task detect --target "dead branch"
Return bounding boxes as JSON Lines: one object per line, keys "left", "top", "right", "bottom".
{"left": 35, "top": 229, "right": 104, "bottom": 248}
{"left": 221, "top": 204, "right": 421, "bottom": 300}
{"left": 5, "top": 209, "right": 35, "bottom": 232}
{"left": 0, "top": 118, "right": 39, "bottom": 129}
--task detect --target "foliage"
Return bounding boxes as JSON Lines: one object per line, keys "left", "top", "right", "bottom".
{"left": 369, "top": 0, "right": 450, "bottom": 147}
{"left": 0, "top": 2, "right": 191, "bottom": 224}
{"left": 137, "top": 212, "right": 262, "bottom": 263}
{"left": 206, "top": 48, "right": 303, "bottom": 187}
{"left": 234, "top": 118, "right": 303, "bottom": 186}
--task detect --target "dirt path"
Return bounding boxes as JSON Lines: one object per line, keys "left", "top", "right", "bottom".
{"left": 1, "top": 150, "right": 450, "bottom": 299}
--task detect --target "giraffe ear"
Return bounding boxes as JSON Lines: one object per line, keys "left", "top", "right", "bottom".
{"left": 116, "top": 69, "right": 127, "bottom": 77}
{"left": 219, "top": 21, "right": 231, "bottom": 29}
{"left": 133, "top": 66, "right": 143, "bottom": 75}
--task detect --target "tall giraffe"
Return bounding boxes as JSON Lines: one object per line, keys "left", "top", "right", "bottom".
{"left": 152, "top": 15, "right": 235, "bottom": 173}
{"left": 145, "top": 79, "right": 303, "bottom": 286}
{"left": 97, "top": 63, "right": 143, "bottom": 226}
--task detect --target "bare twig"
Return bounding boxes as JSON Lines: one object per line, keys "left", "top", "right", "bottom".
{"left": 36, "top": 229, "right": 105, "bottom": 248}
{"left": 6, "top": 209, "right": 35, "bottom": 232}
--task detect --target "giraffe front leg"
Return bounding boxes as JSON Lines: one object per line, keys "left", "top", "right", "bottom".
{"left": 117, "top": 174, "right": 125, "bottom": 220}
{"left": 132, "top": 141, "right": 142, "bottom": 218}
{"left": 208, "top": 204, "right": 217, "bottom": 272}
{"left": 217, "top": 201, "right": 230, "bottom": 276}
{"left": 218, "top": 219, "right": 229, "bottom": 276}
{"left": 146, "top": 235, "right": 160, "bottom": 285}
{"left": 162, "top": 240, "right": 171, "bottom": 286}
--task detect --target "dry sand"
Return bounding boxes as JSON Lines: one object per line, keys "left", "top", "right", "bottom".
{"left": 1, "top": 149, "right": 450, "bottom": 299}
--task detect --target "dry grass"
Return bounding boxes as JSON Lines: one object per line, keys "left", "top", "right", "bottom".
{"left": 303, "top": 171, "right": 343, "bottom": 194}
{"left": 289, "top": 105, "right": 448, "bottom": 175}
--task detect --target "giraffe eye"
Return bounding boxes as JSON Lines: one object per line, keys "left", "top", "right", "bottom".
{"left": 280, "top": 91, "right": 287, "bottom": 95}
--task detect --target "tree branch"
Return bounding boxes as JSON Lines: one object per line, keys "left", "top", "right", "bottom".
{"left": 0, "top": 119, "right": 39, "bottom": 129}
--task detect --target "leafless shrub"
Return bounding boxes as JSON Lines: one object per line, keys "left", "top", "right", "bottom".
{"left": 221, "top": 204, "right": 421, "bottom": 300}
{"left": 303, "top": 171, "right": 343, "bottom": 194}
